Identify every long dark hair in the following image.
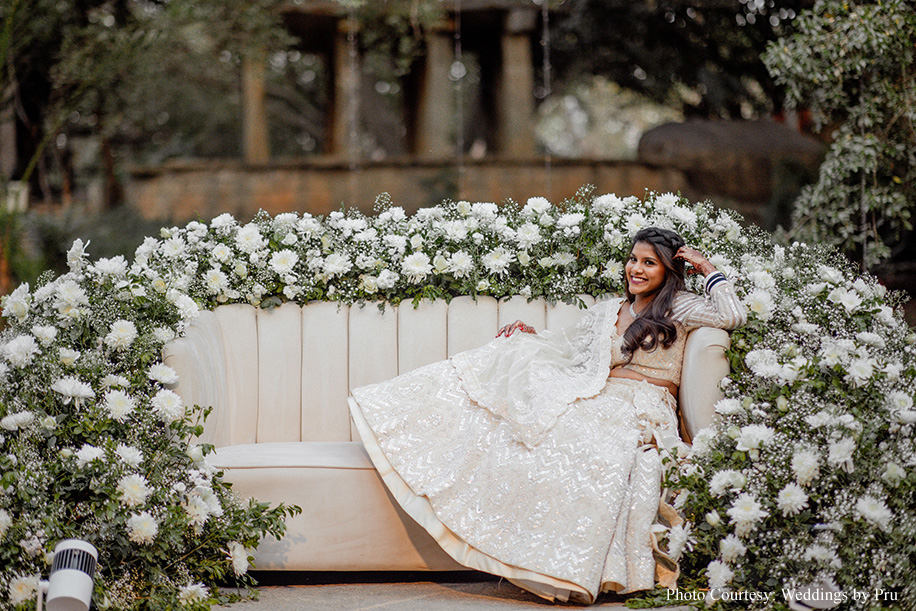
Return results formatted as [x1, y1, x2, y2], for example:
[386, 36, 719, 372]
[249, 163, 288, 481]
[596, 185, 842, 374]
[622, 227, 686, 356]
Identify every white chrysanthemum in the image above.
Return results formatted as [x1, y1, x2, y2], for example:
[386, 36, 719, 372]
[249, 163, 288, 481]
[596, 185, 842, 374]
[855, 496, 893, 531]
[148, 363, 179, 385]
[323, 253, 353, 277]
[592, 193, 624, 213]
[178, 583, 209, 604]
[55, 279, 89, 307]
[1, 409, 34, 431]
[744, 348, 781, 378]
[211, 212, 237, 230]
[557, 212, 585, 228]
[653, 192, 680, 209]
[855, 331, 885, 349]
[161, 236, 187, 258]
[709, 470, 746, 497]
[377, 269, 399, 290]
[688, 427, 716, 458]
[515, 223, 542, 248]
[666, 523, 693, 561]
[105, 320, 138, 350]
[401, 252, 432, 283]
[791, 448, 820, 486]
[2, 334, 39, 367]
[668, 205, 698, 229]
[776, 482, 809, 516]
[235, 224, 266, 253]
[203, 268, 229, 295]
[719, 534, 746, 563]
[117, 474, 152, 507]
[827, 437, 856, 473]
[803, 544, 842, 568]
[481, 247, 515, 275]
[269, 249, 299, 275]
[184, 495, 212, 528]
[227, 541, 251, 576]
[1, 282, 31, 321]
[625, 212, 649, 236]
[383, 234, 408, 255]
[31, 324, 58, 345]
[100, 374, 130, 389]
[886, 390, 913, 412]
[103, 390, 136, 423]
[127, 511, 159, 544]
[735, 424, 775, 452]
[744, 289, 775, 321]
[91, 255, 128, 277]
[75, 444, 105, 468]
[845, 357, 875, 387]
[151, 389, 184, 422]
[522, 196, 551, 216]
[553, 252, 577, 267]
[59, 347, 80, 367]
[51, 377, 95, 405]
[706, 560, 734, 590]
[8, 575, 39, 605]
[116, 444, 144, 468]
[727, 493, 768, 536]
[714, 398, 743, 415]
[470, 202, 498, 219]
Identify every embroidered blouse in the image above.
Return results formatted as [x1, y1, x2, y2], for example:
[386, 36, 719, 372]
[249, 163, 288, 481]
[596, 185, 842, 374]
[614, 272, 746, 386]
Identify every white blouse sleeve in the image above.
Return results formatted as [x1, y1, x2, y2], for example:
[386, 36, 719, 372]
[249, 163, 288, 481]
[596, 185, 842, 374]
[670, 272, 747, 330]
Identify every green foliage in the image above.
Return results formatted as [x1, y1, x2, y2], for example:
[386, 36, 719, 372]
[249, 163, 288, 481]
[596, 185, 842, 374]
[0, 239, 299, 609]
[764, 0, 916, 268]
[553, 0, 809, 118]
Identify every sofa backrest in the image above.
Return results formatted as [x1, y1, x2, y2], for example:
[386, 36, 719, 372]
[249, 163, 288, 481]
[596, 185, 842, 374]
[163, 296, 729, 447]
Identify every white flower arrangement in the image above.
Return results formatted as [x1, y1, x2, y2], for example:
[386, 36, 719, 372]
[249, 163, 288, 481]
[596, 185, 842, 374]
[1, 186, 913, 609]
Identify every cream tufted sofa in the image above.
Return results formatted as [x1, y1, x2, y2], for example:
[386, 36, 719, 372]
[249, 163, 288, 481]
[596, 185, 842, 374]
[162, 296, 729, 571]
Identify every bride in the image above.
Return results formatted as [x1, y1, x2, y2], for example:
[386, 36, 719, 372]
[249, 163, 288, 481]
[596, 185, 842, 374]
[348, 227, 746, 604]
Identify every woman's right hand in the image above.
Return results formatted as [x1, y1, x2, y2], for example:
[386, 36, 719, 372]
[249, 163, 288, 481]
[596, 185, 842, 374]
[496, 320, 535, 337]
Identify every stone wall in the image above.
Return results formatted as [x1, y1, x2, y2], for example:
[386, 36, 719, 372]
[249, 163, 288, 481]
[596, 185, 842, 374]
[127, 158, 689, 223]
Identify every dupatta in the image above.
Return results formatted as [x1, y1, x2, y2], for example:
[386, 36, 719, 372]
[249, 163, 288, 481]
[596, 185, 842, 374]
[451, 298, 622, 448]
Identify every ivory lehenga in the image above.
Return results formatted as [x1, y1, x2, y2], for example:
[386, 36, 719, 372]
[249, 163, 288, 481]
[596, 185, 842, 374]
[348, 277, 746, 604]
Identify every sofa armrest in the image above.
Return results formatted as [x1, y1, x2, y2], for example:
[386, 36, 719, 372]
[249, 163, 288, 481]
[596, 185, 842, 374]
[162, 310, 230, 447]
[679, 327, 730, 441]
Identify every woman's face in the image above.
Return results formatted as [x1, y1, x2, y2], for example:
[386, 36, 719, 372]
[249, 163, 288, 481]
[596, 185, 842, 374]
[625, 241, 666, 298]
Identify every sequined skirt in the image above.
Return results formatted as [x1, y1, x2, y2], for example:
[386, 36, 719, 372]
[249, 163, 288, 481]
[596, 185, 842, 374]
[348, 359, 681, 604]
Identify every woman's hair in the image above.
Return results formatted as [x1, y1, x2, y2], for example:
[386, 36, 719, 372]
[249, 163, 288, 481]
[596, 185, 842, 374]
[622, 227, 686, 356]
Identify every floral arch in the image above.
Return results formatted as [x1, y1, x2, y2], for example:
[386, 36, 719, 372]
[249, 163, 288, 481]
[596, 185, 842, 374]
[1, 187, 913, 609]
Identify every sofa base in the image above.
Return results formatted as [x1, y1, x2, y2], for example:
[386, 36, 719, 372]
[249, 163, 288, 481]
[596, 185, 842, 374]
[211, 441, 466, 571]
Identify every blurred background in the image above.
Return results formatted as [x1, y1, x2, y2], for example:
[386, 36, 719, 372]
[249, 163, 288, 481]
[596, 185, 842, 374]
[0, 0, 912, 320]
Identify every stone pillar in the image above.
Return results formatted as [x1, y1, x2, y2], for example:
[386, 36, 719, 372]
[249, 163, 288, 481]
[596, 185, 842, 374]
[496, 9, 536, 158]
[412, 30, 454, 159]
[0, 99, 15, 180]
[330, 20, 361, 159]
[242, 55, 270, 164]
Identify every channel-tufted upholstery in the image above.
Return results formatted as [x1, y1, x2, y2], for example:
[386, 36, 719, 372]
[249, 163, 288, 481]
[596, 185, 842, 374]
[163, 296, 729, 571]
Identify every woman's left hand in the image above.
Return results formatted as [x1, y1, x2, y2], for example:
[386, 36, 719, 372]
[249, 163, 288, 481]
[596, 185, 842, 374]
[674, 246, 716, 276]
[497, 320, 536, 337]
